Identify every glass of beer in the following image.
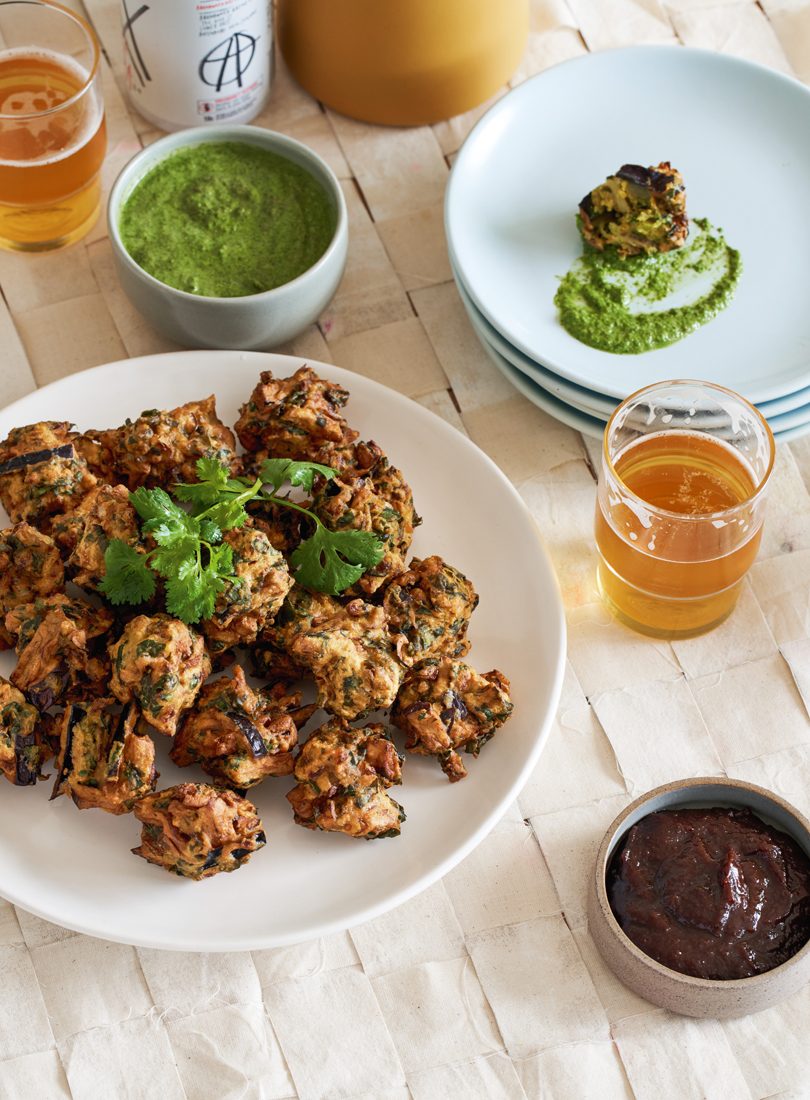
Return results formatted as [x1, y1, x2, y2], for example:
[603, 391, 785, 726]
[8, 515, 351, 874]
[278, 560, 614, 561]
[0, 0, 107, 251]
[595, 380, 775, 639]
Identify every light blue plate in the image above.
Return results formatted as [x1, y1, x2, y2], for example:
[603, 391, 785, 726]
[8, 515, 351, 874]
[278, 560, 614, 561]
[446, 46, 810, 405]
[451, 257, 810, 421]
[463, 291, 810, 445]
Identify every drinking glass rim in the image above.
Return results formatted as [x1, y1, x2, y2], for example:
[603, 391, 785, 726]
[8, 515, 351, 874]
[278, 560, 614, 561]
[0, 0, 101, 121]
[601, 378, 777, 522]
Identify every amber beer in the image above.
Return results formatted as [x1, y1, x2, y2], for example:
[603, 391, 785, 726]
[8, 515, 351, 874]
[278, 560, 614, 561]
[0, 2, 107, 251]
[595, 382, 775, 639]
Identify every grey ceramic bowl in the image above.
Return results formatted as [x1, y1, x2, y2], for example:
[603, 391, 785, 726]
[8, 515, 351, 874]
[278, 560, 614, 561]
[107, 125, 348, 349]
[589, 777, 810, 1018]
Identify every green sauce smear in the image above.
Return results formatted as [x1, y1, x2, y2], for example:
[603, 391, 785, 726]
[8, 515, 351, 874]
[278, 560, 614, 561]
[119, 142, 336, 298]
[554, 218, 741, 354]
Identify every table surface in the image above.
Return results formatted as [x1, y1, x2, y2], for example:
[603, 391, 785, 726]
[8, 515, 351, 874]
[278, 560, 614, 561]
[3, 2, 810, 1099]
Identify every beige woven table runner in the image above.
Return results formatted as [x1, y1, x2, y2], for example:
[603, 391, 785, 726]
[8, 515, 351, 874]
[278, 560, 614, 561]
[3, 2, 810, 1098]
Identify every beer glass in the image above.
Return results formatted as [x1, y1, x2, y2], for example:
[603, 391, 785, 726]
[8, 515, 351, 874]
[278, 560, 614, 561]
[595, 380, 775, 639]
[0, 0, 107, 251]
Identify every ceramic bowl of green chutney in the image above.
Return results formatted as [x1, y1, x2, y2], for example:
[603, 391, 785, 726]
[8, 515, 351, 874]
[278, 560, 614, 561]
[108, 125, 348, 350]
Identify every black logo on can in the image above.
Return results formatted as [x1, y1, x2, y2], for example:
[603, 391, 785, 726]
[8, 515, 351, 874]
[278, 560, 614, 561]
[199, 33, 258, 92]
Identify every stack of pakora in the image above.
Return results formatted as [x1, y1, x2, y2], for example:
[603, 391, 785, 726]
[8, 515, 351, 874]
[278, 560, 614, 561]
[0, 365, 515, 879]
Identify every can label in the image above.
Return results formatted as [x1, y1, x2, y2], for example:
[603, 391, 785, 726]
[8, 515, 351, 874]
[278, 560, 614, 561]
[122, 0, 271, 130]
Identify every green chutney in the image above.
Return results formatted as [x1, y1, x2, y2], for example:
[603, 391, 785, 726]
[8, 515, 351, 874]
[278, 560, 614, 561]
[554, 218, 741, 354]
[119, 142, 336, 297]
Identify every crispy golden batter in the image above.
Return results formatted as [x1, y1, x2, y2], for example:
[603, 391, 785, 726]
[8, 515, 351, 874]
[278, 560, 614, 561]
[105, 396, 236, 490]
[71, 427, 119, 483]
[172, 664, 315, 788]
[246, 501, 306, 557]
[253, 585, 342, 682]
[133, 782, 266, 878]
[0, 421, 97, 531]
[6, 595, 113, 710]
[391, 657, 513, 782]
[0, 524, 64, 649]
[0, 677, 47, 785]
[51, 700, 157, 813]
[287, 718, 405, 839]
[383, 556, 478, 666]
[287, 598, 403, 720]
[579, 162, 688, 257]
[311, 440, 418, 595]
[201, 523, 293, 653]
[52, 483, 142, 592]
[235, 366, 358, 463]
[109, 614, 211, 737]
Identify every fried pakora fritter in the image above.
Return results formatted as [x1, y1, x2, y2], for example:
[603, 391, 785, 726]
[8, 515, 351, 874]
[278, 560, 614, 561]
[51, 700, 157, 813]
[104, 396, 236, 490]
[246, 500, 306, 557]
[253, 585, 342, 682]
[287, 598, 403, 720]
[0, 524, 64, 649]
[287, 718, 405, 839]
[52, 483, 142, 592]
[6, 595, 113, 710]
[383, 556, 478, 666]
[311, 440, 418, 595]
[391, 657, 513, 782]
[579, 162, 688, 257]
[133, 782, 266, 878]
[235, 366, 358, 465]
[0, 677, 47, 785]
[172, 664, 315, 788]
[0, 422, 97, 532]
[201, 523, 293, 653]
[109, 614, 211, 737]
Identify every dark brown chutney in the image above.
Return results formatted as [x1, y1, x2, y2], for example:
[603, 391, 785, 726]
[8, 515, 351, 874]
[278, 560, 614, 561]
[608, 807, 810, 981]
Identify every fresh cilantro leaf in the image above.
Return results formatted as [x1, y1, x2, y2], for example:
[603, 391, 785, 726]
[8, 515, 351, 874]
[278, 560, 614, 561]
[161, 541, 235, 624]
[99, 540, 156, 606]
[196, 456, 231, 486]
[290, 526, 384, 593]
[129, 486, 186, 526]
[203, 498, 250, 533]
[148, 540, 196, 580]
[259, 458, 336, 495]
[197, 518, 223, 544]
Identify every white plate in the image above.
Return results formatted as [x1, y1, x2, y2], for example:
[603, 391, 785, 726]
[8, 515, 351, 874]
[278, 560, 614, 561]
[446, 46, 810, 405]
[0, 351, 566, 951]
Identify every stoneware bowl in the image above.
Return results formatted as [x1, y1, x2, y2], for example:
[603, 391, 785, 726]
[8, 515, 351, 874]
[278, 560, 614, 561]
[107, 125, 348, 350]
[589, 777, 810, 1018]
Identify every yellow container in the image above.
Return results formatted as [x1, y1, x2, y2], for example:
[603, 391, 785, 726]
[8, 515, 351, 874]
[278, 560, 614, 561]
[276, 0, 529, 126]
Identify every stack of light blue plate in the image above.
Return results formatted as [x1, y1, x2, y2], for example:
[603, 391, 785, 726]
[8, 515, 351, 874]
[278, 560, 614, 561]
[445, 46, 810, 442]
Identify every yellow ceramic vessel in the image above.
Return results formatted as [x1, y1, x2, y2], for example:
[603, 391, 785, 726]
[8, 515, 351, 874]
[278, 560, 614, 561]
[277, 0, 529, 126]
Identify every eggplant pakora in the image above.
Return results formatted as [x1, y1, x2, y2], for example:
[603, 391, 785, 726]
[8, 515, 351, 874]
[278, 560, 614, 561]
[0, 523, 64, 648]
[133, 782, 266, 878]
[285, 597, 403, 720]
[6, 595, 112, 710]
[578, 162, 688, 257]
[201, 523, 293, 652]
[109, 614, 211, 737]
[51, 700, 157, 813]
[383, 555, 478, 666]
[0, 677, 48, 785]
[172, 664, 315, 788]
[391, 657, 513, 782]
[0, 422, 97, 531]
[52, 483, 141, 592]
[236, 365, 358, 468]
[311, 440, 419, 595]
[0, 364, 516, 880]
[287, 718, 405, 839]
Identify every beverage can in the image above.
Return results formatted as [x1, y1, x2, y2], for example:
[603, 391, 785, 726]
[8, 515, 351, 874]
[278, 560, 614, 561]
[121, 0, 272, 131]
